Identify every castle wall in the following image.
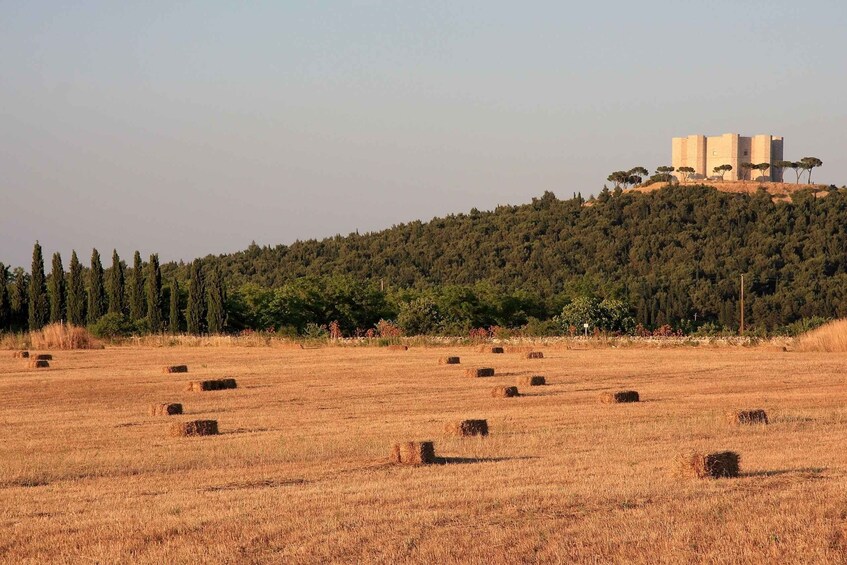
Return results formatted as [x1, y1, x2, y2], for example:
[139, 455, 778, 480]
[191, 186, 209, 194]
[671, 133, 783, 182]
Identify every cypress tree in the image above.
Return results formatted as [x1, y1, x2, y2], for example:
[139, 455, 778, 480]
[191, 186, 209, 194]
[128, 251, 144, 322]
[205, 266, 227, 334]
[67, 251, 86, 326]
[107, 249, 125, 315]
[11, 269, 29, 330]
[169, 278, 181, 334]
[186, 259, 206, 335]
[0, 263, 10, 330]
[145, 253, 162, 333]
[87, 248, 106, 324]
[28, 242, 49, 330]
[48, 252, 66, 323]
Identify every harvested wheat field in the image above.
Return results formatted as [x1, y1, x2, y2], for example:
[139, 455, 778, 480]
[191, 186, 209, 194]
[2, 345, 847, 563]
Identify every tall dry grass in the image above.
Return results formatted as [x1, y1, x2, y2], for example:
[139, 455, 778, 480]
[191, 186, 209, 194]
[0, 322, 101, 350]
[795, 318, 847, 352]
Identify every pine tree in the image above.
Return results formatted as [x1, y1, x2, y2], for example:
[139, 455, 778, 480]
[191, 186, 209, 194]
[145, 253, 162, 333]
[128, 251, 144, 322]
[169, 278, 181, 334]
[28, 242, 49, 330]
[48, 252, 66, 323]
[205, 265, 227, 334]
[107, 249, 125, 315]
[67, 251, 86, 326]
[11, 269, 29, 330]
[186, 259, 206, 335]
[87, 248, 106, 324]
[0, 263, 10, 330]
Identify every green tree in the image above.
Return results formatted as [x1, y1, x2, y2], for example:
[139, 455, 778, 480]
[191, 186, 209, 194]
[205, 265, 227, 334]
[128, 251, 145, 322]
[739, 162, 754, 181]
[677, 166, 695, 182]
[169, 278, 181, 334]
[48, 252, 66, 323]
[712, 164, 732, 180]
[397, 297, 441, 335]
[28, 241, 49, 330]
[0, 263, 10, 330]
[800, 157, 823, 183]
[186, 259, 206, 335]
[774, 160, 793, 183]
[87, 248, 106, 324]
[756, 162, 770, 181]
[145, 253, 162, 333]
[11, 269, 29, 330]
[107, 249, 125, 315]
[67, 251, 86, 326]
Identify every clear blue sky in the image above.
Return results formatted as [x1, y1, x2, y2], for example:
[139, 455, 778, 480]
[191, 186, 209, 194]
[2, 1, 845, 269]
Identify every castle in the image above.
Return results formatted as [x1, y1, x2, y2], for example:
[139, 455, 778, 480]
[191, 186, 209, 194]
[671, 133, 783, 182]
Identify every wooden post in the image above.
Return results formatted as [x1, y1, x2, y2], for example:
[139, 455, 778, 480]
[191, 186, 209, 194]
[740, 274, 744, 336]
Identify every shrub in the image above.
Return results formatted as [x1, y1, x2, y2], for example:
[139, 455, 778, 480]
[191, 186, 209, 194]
[89, 313, 136, 338]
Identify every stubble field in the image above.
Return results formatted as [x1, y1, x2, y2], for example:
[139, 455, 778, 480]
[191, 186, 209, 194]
[2, 344, 847, 564]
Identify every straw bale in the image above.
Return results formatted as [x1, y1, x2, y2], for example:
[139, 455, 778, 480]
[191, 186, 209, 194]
[12, 351, 29, 358]
[524, 351, 544, 359]
[27, 359, 49, 368]
[444, 419, 489, 437]
[465, 367, 495, 378]
[390, 441, 436, 465]
[149, 403, 183, 416]
[517, 375, 546, 386]
[439, 356, 461, 365]
[478, 346, 504, 353]
[491, 386, 519, 398]
[163, 365, 188, 374]
[34, 354, 53, 361]
[187, 379, 237, 392]
[676, 451, 740, 479]
[170, 420, 218, 437]
[725, 409, 768, 425]
[599, 390, 639, 403]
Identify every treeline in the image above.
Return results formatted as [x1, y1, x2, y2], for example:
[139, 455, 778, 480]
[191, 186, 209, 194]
[3, 184, 847, 337]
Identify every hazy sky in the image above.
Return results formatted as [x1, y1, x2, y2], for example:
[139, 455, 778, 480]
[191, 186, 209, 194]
[2, 1, 845, 269]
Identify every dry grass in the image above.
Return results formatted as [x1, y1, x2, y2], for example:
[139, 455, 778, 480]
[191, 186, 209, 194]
[796, 319, 847, 352]
[2, 346, 847, 562]
[31, 322, 100, 350]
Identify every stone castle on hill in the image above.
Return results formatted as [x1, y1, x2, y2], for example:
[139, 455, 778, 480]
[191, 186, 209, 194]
[672, 133, 783, 182]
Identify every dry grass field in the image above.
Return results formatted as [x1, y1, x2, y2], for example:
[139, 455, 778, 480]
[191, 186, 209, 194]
[3, 344, 847, 563]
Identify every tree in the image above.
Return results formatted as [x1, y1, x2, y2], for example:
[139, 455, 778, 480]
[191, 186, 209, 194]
[187, 259, 206, 335]
[87, 248, 106, 324]
[755, 162, 770, 181]
[28, 241, 49, 330]
[48, 252, 66, 323]
[206, 265, 227, 334]
[67, 251, 86, 326]
[627, 167, 648, 187]
[677, 166, 695, 182]
[0, 263, 10, 330]
[712, 164, 732, 180]
[397, 297, 442, 335]
[606, 171, 628, 189]
[739, 162, 754, 181]
[107, 249, 125, 315]
[800, 157, 823, 184]
[11, 269, 29, 330]
[145, 253, 162, 333]
[128, 251, 145, 322]
[169, 278, 181, 334]
[774, 160, 793, 183]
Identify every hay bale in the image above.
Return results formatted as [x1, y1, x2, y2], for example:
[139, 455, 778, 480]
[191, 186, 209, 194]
[517, 375, 546, 386]
[465, 367, 495, 378]
[477, 346, 504, 354]
[149, 403, 183, 416]
[439, 356, 461, 365]
[491, 386, 519, 398]
[34, 354, 53, 361]
[27, 359, 49, 369]
[12, 351, 29, 358]
[163, 365, 188, 374]
[599, 390, 639, 403]
[725, 409, 768, 425]
[444, 419, 489, 437]
[386, 345, 408, 351]
[389, 441, 436, 465]
[524, 351, 544, 359]
[186, 379, 237, 392]
[676, 451, 740, 479]
[170, 420, 218, 437]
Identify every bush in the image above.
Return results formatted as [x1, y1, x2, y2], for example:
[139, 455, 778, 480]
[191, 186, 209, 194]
[89, 313, 136, 338]
[555, 297, 635, 334]
[397, 298, 442, 335]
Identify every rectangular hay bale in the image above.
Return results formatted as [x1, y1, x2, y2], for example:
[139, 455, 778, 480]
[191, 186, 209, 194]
[34, 354, 53, 360]
[465, 367, 495, 378]
[390, 441, 436, 465]
[599, 390, 639, 403]
[517, 375, 546, 386]
[491, 385, 519, 398]
[524, 351, 544, 359]
[149, 403, 183, 416]
[163, 365, 188, 374]
[439, 356, 461, 365]
[444, 419, 489, 437]
[725, 409, 768, 425]
[27, 359, 49, 368]
[186, 378, 238, 392]
[13, 351, 30, 358]
[676, 451, 740, 479]
[170, 420, 218, 437]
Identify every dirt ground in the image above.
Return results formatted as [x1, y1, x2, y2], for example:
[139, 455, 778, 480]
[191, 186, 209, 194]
[2, 345, 847, 564]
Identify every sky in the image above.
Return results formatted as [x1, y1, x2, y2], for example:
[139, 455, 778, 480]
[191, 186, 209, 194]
[2, 1, 846, 269]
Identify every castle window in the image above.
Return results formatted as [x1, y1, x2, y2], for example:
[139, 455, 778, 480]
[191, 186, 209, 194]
[743, 150, 748, 156]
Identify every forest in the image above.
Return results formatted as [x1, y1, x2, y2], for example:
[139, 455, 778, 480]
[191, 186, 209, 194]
[2, 184, 846, 337]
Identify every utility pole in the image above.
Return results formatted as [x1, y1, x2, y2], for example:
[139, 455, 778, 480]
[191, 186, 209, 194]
[740, 274, 744, 336]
